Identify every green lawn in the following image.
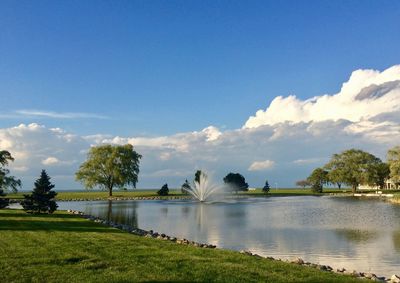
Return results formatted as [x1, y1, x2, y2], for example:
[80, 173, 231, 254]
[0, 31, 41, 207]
[6, 188, 352, 201]
[0, 209, 359, 283]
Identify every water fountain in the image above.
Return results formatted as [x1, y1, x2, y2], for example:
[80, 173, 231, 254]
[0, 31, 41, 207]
[185, 171, 224, 202]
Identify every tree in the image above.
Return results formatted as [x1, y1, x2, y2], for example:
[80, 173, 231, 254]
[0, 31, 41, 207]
[194, 170, 202, 184]
[307, 168, 328, 193]
[76, 144, 142, 196]
[388, 146, 400, 188]
[21, 170, 57, 214]
[262, 180, 270, 193]
[223, 173, 249, 193]
[364, 162, 390, 190]
[157, 183, 169, 196]
[324, 149, 384, 193]
[0, 150, 21, 209]
[181, 179, 191, 194]
[295, 179, 311, 189]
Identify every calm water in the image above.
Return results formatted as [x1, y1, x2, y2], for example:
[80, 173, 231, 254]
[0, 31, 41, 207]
[59, 196, 400, 277]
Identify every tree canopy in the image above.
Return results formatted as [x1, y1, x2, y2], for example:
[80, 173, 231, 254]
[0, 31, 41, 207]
[181, 179, 191, 194]
[157, 183, 169, 196]
[388, 146, 400, 187]
[76, 144, 142, 196]
[0, 150, 21, 209]
[307, 168, 328, 193]
[324, 149, 386, 193]
[223, 173, 249, 193]
[21, 170, 57, 214]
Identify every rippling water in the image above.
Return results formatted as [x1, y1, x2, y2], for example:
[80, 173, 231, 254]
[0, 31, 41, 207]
[58, 196, 400, 277]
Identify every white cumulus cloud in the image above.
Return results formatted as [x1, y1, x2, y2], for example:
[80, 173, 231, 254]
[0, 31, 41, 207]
[244, 65, 400, 128]
[42, 157, 60, 165]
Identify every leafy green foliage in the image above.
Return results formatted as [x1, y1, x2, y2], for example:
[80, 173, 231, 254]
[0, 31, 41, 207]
[21, 170, 57, 214]
[76, 144, 142, 196]
[307, 168, 328, 193]
[262, 180, 270, 193]
[324, 149, 385, 193]
[388, 146, 400, 188]
[157, 183, 169, 196]
[181, 179, 191, 194]
[0, 150, 21, 208]
[223, 173, 249, 193]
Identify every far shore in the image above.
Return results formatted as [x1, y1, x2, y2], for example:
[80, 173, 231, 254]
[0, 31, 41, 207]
[6, 188, 400, 202]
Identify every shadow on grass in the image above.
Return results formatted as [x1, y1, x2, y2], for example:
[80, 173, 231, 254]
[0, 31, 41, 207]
[0, 212, 80, 219]
[0, 219, 123, 233]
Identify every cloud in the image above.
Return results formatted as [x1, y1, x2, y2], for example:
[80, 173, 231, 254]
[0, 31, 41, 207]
[248, 160, 275, 171]
[8, 110, 109, 119]
[244, 65, 400, 128]
[1, 65, 400, 189]
[42, 157, 60, 165]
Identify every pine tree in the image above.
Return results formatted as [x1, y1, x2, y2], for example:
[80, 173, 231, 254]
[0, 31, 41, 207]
[262, 180, 270, 193]
[181, 179, 191, 194]
[0, 189, 9, 209]
[157, 183, 169, 196]
[21, 170, 58, 214]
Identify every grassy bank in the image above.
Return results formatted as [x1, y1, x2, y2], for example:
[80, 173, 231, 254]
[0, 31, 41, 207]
[6, 188, 352, 201]
[0, 209, 358, 283]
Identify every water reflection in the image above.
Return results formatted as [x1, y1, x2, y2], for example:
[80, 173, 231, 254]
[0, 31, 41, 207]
[58, 196, 400, 277]
[335, 229, 380, 243]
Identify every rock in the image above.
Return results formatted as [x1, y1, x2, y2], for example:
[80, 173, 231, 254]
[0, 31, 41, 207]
[290, 257, 304, 265]
[364, 273, 376, 279]
[239, 250, 252, 256]
[391, 275, 400, 283]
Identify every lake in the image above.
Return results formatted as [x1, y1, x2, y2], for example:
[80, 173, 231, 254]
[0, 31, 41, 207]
[58, 196, 400, 277]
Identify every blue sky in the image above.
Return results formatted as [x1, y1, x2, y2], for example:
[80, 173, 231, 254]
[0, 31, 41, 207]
[1, 1, 400, 189]
[1, 0, 399, 135]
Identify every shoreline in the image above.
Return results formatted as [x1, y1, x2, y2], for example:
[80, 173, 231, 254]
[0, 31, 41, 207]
[67, 208, 399, 282]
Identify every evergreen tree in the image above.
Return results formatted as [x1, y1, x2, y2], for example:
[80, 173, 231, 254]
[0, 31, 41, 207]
[21, 170, 58, 214]
[157, 183, 169, 196]
[181, 179, 191, 194]
[262, 180, 270, 193]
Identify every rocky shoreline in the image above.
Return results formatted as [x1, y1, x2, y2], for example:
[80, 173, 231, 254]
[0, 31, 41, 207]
[67, 209, 400, 282]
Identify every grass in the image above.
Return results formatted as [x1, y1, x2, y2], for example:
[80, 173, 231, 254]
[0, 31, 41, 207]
[6, 188, 353, 201]
[0, 209, 359, 283]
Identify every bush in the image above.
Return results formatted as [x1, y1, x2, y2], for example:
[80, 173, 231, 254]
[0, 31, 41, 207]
[157, 183, 169, 196]
[21, 170, 58, 214]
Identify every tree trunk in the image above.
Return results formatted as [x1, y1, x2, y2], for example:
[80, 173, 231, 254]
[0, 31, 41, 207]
[108, 186, 113, 197]
[352, 184, 357, 193]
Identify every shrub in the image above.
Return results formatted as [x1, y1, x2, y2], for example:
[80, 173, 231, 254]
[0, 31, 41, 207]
[157, 183, 169, 196]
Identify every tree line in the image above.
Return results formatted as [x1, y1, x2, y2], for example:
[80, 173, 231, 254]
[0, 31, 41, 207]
[298, 147, 400, 193]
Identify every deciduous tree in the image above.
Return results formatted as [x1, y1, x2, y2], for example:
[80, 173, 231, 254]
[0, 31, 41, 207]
[307, 168, 328, 193]
[223, 173, 249, 193]
[388, 146, 400, 188]
[76, 144, 141, 196]
[0, 150, 21, 209]
[324, 149, 384, 193]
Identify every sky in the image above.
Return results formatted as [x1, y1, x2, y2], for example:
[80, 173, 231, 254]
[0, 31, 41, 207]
[0, 0, 400, 190]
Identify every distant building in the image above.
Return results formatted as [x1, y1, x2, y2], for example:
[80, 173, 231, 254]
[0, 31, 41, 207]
[358, 179, 398, 190]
